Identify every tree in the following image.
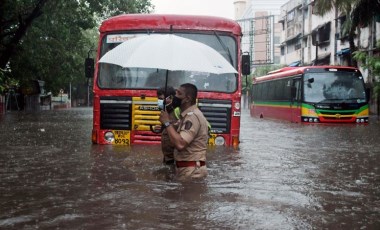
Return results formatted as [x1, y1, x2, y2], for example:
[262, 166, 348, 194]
[86, 0, 153, 20]
[0, 0, 49, 69]
[0, 68, 19, 95]
[353, 40, 380, 114]
[1, 0, 153, 95]
[313, 0, 380, 67]
[9, 1, 98, 94]
[0, 0, 154, 69]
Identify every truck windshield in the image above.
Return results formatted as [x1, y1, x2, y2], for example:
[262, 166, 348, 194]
[303, 71, 366, 103]
[97, 33, 237, 93]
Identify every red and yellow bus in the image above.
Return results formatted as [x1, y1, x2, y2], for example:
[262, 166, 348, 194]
[250, 66, 370, 123]
[86, 14, 250, 146]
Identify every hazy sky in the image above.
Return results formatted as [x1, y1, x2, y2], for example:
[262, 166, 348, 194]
[150, 0, 235, 19]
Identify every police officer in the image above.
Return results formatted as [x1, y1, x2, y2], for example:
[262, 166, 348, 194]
[159, 83, 209, 180]
[155, 86, 180, 165]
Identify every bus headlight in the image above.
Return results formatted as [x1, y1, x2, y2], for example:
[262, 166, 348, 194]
[356, 118, 368, 123]
[104, 131, 115, 142]
[214, 136, 225, 146]
[302, 117, 319, 123]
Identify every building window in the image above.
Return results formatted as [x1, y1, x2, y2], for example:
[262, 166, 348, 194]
[338, 15, 348, 40]
[287, 10, 295, 21]
[319, 22, 331, 43]
[274, 36, 280, 44]
[295, 43, 301, 50]
[312, 21, 331, 46]
[288, 44, 295, 53]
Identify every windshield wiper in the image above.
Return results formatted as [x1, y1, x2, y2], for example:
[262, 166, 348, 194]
[214, 31, 233, 65]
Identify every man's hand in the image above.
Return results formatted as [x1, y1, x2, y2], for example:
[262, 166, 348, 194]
[159, 110, 170, 124]
[159, 110, 188, 151]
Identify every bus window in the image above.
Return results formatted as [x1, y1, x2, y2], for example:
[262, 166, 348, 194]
[99, 66, 152, 89]
[292, 78, 301, 102]
[97, 32, 237, 92]
[304, 72, 366, 103]
[98, 64, 130, 88]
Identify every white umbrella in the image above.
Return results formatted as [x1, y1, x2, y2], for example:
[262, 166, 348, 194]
[98, 34, 237, 75]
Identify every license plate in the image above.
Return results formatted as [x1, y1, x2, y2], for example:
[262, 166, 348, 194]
[113, 130, 130, 145]
[207, 134, 217, 146]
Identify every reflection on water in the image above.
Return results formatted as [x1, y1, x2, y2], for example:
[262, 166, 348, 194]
[0, 108, 380, 229]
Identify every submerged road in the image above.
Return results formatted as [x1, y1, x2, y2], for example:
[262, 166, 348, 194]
[0, 108, 379, 229]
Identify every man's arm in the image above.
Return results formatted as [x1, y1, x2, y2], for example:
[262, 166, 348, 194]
[165, 125, 188, 151]
[159, 110, 188, 151]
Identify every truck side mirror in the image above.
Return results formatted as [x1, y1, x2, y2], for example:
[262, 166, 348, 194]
[242, 54, 251, 75]
[85, 58, 94, 78]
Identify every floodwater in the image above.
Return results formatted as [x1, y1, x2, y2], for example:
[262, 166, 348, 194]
[0, 108, 380, 229]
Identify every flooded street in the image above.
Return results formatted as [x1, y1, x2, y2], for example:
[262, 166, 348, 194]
[1, 108, 380, 229]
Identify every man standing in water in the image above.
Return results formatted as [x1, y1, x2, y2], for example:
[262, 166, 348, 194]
[155, 86, 180, 165]
[159, 83, 209, 180]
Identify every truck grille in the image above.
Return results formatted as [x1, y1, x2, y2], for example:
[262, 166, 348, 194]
[100, 97, 132, 130]
[198, 99, 231, 134]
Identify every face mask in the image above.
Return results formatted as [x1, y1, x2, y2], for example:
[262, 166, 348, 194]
[157, 99, 164, 110]
[171, 96, 182, 108]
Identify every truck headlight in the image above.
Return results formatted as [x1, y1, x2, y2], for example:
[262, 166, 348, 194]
[104, 131, 115, 143]
[215, 136, 225, 146]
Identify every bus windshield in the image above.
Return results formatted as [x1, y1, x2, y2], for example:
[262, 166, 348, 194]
[97, 33, 237, 93]
[303, 71, 366, 103]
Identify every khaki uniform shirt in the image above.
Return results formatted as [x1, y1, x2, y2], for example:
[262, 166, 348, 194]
[174, 105, 208, 162]
[161, 110, 179, 162]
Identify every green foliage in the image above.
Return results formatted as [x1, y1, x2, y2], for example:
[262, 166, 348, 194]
[313, 0, 354, 17]
[314, 0, 380, 38]
[1, 0, 153, 96]
[0, 69, 6, 94]
[353, 40, 380, 97]
[0, 68, 19, 95]
[241, 75, 252, 93]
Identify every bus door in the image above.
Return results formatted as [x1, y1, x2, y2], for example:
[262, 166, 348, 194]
[290, 77, 302, 122]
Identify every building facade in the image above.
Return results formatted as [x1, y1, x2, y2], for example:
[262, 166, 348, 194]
[234, 0, 288, 66]
[279, 0, 380, 68]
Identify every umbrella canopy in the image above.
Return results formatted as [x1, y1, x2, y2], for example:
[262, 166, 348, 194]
[98, 34, 237, 74]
